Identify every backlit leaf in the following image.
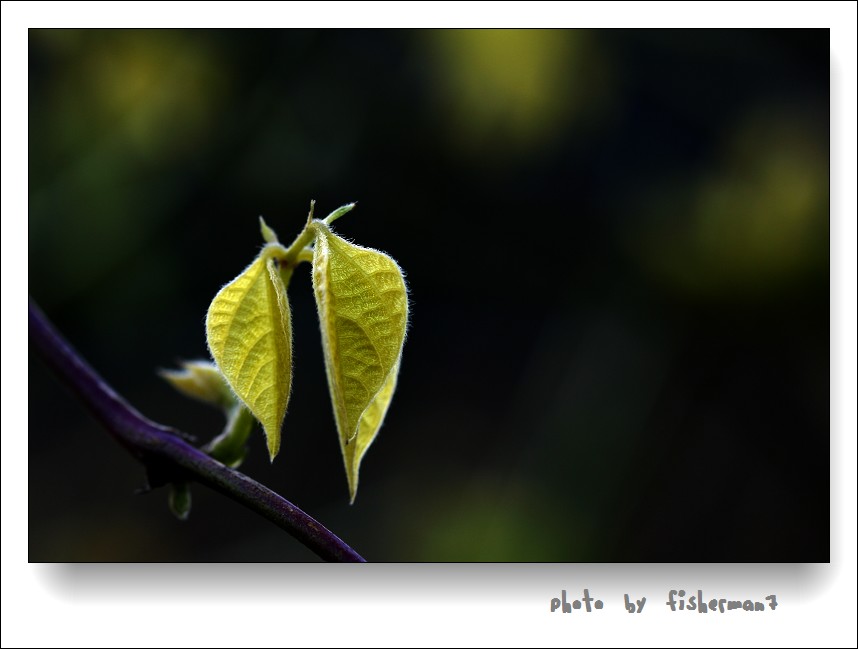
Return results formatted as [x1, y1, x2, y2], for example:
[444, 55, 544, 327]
[206, 248, 292, 460]
[312, 223, 407, 502]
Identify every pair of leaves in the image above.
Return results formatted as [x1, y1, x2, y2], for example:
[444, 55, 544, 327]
[204, 212, 407, 502]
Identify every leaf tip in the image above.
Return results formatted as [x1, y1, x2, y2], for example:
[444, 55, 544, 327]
[323, 202, 357, 225]
[264, 424, 281, 462]
[259, 216, 279, 243]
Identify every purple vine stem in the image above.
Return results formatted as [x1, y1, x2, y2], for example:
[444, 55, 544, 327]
[28, 297, 365, 562]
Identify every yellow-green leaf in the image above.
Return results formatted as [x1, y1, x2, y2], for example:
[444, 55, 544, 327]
[312, 223, 408, 502]
[158, 360, 235, 410]
[206, 248, 292, 460]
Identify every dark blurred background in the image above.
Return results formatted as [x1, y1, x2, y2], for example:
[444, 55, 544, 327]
[29, 29, 829, 562]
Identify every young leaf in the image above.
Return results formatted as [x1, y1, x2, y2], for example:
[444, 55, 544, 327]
[206, 248, 292, 460]
[312, 223, 408, 502]
[159, 360, 235, 410]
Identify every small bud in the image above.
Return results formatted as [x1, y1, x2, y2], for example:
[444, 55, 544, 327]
[168, 481, 192, 521]
[159, 360, 235, 409]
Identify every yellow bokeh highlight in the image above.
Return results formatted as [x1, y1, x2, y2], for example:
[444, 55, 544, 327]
[425, 30, 609, 157]
[635, 110, 827, 297]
